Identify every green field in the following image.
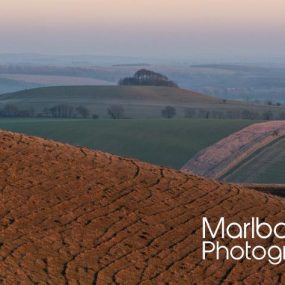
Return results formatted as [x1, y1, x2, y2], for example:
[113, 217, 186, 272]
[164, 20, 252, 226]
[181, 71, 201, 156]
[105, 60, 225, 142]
[0, 85, 220, 104]
[2, 85, 282, 119]
[224, 137, 285, 184]
[0, 86, 220, 119]
[0, 118, 255, 169]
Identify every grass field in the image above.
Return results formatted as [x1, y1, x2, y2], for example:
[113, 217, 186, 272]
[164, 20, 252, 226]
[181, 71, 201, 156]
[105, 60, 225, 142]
[0, 85, 220, 103]
[2, 85, 282, 119]
[0, 118, 255, 169]
[224, 137, 285, 184]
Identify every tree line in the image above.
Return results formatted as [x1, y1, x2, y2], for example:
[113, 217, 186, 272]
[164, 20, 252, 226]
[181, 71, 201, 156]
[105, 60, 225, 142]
[0, 104, 125, 119]
[0, 104, 94, 119]
[180, 107, 285, 120]
[0, 103, 285, 120]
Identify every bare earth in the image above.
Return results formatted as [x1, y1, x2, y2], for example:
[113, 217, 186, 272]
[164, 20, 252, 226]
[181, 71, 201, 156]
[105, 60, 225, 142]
[1, 131, 285, 284]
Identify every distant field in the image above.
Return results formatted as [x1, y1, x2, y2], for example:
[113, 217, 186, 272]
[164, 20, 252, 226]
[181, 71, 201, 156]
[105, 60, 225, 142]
[0, 73, 114, 86]
[0, 118, 255, 169]
[1, 63, 285, 102]
[0, 78, 40, 94]
[224, 137, 285, 184]
[1, 85, 283, 119]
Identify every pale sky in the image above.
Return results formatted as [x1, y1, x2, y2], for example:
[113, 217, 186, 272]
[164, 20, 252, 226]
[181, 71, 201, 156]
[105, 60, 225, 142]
[1, 0, 285, 61]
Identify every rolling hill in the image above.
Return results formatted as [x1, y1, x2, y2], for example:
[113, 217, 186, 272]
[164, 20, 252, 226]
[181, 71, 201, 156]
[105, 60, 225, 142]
[0, 73, 114, 87]
[0, 85, 220, 104]
[224, 136, 285, 183]
[0, 78, 40, 94]
[0, 85, 284, 119]
[1, 131, 285, 284]
[1, 62, 285, 103]
[182, 121, 285, 184]
[0, 118, 255, 169]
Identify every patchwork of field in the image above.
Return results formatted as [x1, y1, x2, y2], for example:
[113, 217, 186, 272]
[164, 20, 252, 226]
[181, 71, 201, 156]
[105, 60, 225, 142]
[182, 121, 285, 184]
[1, 85, 283, 119]
[0, 73, 114, 86]
[0, 118, 254, 169]
[1, 131, 285, 284]
[1, 62, 285, 102]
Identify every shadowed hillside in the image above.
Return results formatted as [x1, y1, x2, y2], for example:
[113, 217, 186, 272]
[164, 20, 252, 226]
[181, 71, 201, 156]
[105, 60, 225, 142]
[1, 85, 285, 119]
[224, 137, 285, 184]
[0, 86, 220, 119]
[182, 121, 285, 184]
[1, 131, 285, 284]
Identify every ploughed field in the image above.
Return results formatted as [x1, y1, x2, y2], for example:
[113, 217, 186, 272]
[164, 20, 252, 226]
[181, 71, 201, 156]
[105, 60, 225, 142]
[1, 131, 285, 284]
[0, 118, 254, 169]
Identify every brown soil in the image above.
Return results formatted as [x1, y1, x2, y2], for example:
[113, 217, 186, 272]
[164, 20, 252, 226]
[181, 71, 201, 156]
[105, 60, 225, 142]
[1, 131, 285, 284]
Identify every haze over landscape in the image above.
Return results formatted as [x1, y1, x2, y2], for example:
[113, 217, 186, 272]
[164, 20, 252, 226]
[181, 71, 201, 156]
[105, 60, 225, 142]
[1, 1, 285, 284]
[1, 0, 285, 63]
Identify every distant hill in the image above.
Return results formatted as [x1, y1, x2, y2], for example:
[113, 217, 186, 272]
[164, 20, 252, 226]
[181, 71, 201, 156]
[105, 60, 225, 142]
[0, 78, 40, 94]
[1, 85, 285, 119]
[0, 85, 220, 105]
[0, 85, 222, 119]
[1, 63, 285, 103]
[0, 73, 114, 87]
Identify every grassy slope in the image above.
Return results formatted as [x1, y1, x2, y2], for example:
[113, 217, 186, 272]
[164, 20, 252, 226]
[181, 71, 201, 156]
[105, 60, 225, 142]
[0, 118, 254, 169]
[0, 85, 271, 119]
[224, 137, 285, 184]
[0, 86, 220, 103]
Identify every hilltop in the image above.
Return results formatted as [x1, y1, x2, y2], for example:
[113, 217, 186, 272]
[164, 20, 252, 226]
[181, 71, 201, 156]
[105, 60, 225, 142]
[1, 85, 284, 119]
[0, 85, 217, 104]
[0, 85, 222, 119]
[1, 131, 285, 284]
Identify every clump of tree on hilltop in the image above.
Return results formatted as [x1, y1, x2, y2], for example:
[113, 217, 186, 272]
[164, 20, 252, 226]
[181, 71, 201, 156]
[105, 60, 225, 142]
[119, 69, 178, 88]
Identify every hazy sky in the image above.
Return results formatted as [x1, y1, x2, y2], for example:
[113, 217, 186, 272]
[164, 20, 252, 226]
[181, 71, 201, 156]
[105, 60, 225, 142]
[1, 0, 285, 62]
